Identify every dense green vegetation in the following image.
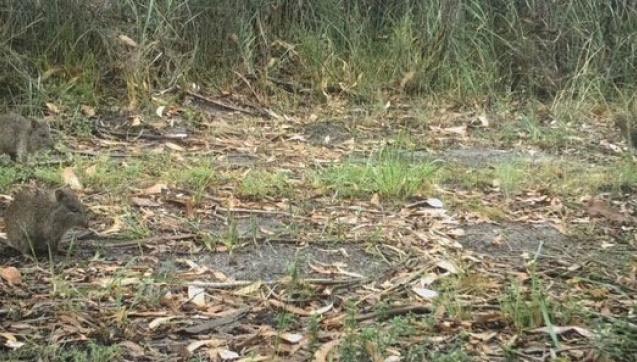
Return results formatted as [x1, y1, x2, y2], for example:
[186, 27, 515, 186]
[1, 0, 635, 112]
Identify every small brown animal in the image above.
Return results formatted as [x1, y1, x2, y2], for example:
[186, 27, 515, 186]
[0, 112, 53, 162]
[615, 114, 637, 149]
[4, 187, 89, 257]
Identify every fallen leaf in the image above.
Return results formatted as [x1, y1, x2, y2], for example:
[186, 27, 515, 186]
[218, 349, 240, 360]
[586, 198, 632, 224]
[85, 164, 97, 177]
[436, 260, 459, 274]
[118, 341, 146, 358]
[81, 105, 96, 117]
[45, 102, 61, 114]
[425, 198, 444, 208]
[131, 197, 160, 207]
[531, 325, 595, 339]
[62, 167, 83, 190]
[186, 338, 224, 353]
[279, 332, 304, 344]
[237, 357, 269, 362]
[131, 115, 143, 127]
[314, 339, 340, 362]
[100, 216, 123, 235]
[236, 282, 262, 296]
[412, 287, 438, 300]
[440, 125, 467, 136]
[165, 142, 184, 151]
[188, 285, 206, 307]
[0, 333, 24, 350]
[144, 183, 167, 195]
[310, 302, 334, 316]
[148, 316, 176, 330]
[0, 267, 22, 285]
[155, 106, 166, 117]
[118, 34, 138, 47]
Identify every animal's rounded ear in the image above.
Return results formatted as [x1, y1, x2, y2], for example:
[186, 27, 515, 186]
[55, 189, 68, 202]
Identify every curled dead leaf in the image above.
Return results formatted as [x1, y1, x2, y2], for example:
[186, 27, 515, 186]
[62, 167, 83, 190]
[144, 183, 168, 195]
[188, 285, 206, 307]
[0, 267, 22, 285]
[148, 316, 176, 330]
[0, 332, 25, 350]
[186, 338, 224, 353]
[314, 339, 340, 362]
[81, 105, 96, 117]
[279, 332, 304, 344]
[118, 34, 138, 47]
[412, 286, 438, 300]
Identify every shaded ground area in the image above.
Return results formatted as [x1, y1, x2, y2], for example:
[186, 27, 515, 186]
[198, 243, 389, 281]
[459, 222, 567, 257]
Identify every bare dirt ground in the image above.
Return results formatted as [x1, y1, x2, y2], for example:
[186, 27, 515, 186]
[1, 94, 636, 361]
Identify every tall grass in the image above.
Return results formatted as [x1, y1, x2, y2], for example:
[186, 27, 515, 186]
[0, 0, 635, 110]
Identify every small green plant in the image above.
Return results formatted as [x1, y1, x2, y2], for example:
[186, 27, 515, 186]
[0, 163, 61, 191]
[316, 150, 439, 199]
[594, 317, 637, 360]
[493, 161, 526, 198]
[78, 157, 143, 195]
[238, 170, 291, 199]
[175, 164, 216, 204]
[307, 314, 321, 352]
[500, 273, 566, 342]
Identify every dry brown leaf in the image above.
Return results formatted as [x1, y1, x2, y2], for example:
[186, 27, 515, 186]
[0, 267, 22, 285]
[436, 260, 459, 274]
[314, 339, 340, 362]
[144, 183, 168, 195]
[187, 338, 225, 353]
[412, 286, 438, 300]
[236, 357, 269, 362]
[586, 198, 632, 224]
[62, 167, 83, 190]
[217, 349, 240, 361]
[118, 341, 146, 358]
[310, 302, 334, 316]
[45, 102, 61, 114]
[235, 282, 262, 296]
[279, 332, 304, 344]
[148, 316, 176, 330]
[165, 142, 185, 151]
[188, 285, 206, 307]
[0, 332, 24, 350]
[81, 105, 96, 117]
[131, 197, 160, 207]
[531, 325, 595, 339]
[118, 34, 138, 47]
[85, 164, 97, 177]
[99, 216, 124, 235]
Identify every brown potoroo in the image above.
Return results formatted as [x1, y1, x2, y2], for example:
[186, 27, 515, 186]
[0, 112, 53, 162]
[4, 186, 89, 257]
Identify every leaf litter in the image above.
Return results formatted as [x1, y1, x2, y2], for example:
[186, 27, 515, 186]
[0, 94, 636, 360]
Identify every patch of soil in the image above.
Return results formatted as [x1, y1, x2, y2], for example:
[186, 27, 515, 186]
[218, 153, 259, 168]
[348, 148, 552, 168]
[197, 242, 388, 281]
[441, 149, 552, 167]
[304, 121, 351, 146]
[203, 215, 293, 239]
[459, 222, 568, 258]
